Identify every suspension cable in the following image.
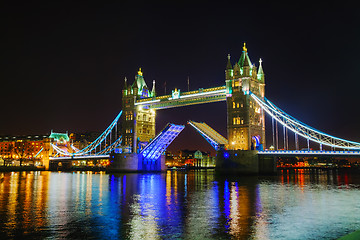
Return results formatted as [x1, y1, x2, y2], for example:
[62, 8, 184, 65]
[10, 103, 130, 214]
[250, 92, 360, 150]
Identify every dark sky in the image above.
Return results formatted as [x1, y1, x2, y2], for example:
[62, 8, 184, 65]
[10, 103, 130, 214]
[2, 1, 360, 153]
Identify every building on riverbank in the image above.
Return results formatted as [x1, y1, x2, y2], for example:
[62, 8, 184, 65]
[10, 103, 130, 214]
[0, 135, 49, 166]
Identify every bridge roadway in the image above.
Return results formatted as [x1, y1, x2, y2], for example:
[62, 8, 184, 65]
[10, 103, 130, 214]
[258, 150, 360, 157]
[50, 150, 360, 161]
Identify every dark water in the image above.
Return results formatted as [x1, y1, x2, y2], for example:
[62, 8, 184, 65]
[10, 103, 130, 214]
[0, 170, 360, 239]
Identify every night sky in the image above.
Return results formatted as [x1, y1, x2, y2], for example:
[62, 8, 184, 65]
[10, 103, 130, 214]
[2, 1, 360, 154]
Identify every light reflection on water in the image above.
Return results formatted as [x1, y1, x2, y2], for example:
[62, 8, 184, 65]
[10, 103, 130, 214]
[0, 170, 360, 239]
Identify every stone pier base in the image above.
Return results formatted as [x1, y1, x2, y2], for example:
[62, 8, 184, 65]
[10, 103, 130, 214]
[107, 153, 166, 172]
[215, 150, 276, 174]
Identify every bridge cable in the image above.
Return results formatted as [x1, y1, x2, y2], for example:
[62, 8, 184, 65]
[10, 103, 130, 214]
[250, 92, 360, 150]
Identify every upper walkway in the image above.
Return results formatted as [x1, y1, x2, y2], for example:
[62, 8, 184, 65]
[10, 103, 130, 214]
[135, 86, 226, 110]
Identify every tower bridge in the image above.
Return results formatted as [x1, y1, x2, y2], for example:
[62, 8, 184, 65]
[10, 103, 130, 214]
[48, 43, 360, 173]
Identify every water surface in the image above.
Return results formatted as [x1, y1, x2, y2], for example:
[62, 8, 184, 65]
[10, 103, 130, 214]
[0, 170, 359, 239]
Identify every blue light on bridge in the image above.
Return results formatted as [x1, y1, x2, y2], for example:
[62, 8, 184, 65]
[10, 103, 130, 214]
[114, 148, 122, 154]
[141, 123, 185, 162]
[223, 152, 230, 159]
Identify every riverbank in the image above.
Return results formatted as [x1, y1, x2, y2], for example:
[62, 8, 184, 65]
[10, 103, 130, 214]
[0, 166, 107, 172]
[338, 229, 360, 240]
[0, 166, 46, 172]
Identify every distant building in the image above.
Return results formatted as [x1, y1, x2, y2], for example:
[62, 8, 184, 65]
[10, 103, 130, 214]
[165, 149, 215, 168]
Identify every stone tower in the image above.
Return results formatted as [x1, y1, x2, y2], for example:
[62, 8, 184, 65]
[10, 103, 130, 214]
[121, 68, 156, 153]
[225, 44, 265, 150]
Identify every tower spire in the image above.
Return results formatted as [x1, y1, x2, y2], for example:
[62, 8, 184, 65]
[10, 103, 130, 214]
[257, 58, 265, 82]
[238, 43, 252, 67]
[151, 80, 156, 97]
[226, 54, 232, 70]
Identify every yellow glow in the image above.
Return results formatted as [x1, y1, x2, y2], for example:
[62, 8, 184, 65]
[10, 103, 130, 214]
[243, 42, 247, 52]
[166, 171, 171, 206]
[138, 67, 143, 76]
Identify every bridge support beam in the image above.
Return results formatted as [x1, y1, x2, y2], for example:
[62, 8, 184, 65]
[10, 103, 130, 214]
[215, 150, 276, 174]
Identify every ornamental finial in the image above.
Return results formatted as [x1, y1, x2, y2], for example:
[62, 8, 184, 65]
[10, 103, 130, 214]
[138, 68, 143, 76]
[243, 42, 247, 52]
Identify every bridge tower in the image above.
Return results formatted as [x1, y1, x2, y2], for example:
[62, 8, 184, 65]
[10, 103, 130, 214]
[225, 44, 266, 150]
[121, 68, 156, 153]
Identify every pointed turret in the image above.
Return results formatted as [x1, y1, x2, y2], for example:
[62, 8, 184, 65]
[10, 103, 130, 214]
[132, 67, 149, 97]
[123, 77, 128, 96]
[238, 42, 252, 68]
[257, 58, 265, 82]
[151, 80, 156, 97]
[225, 54, 233, 80]
[124, 77, 127, 88]
[226, 54, 232, 70]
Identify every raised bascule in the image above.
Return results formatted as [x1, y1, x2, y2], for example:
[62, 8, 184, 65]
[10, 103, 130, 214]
[48, 44, 360, 173]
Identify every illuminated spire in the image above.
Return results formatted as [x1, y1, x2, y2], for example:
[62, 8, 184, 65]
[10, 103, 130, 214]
[226, 54, 232, 70]
[124, 77, 127, 89]
[257, 58, 265, 81]
[151, 80, 156, 97]
[258, 58, 263, 71]
[132, 68, 148, 96]
[238, 43, 252, 67]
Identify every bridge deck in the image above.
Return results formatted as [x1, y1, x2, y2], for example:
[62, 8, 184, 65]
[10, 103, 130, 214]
[141, 123, 185, 160]
[258, 150, 360, 157]
[188, 120, 228, 150]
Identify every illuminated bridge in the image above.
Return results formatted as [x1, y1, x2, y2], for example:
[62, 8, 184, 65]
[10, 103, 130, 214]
[48, 44, 360, 172]
[135, 86, 226, 110]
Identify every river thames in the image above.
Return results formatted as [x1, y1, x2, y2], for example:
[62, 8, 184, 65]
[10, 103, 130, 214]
[0, 170, 359, 239]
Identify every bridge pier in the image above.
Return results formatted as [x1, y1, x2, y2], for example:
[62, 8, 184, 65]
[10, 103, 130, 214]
[215, 150, 276, 174]
[108, 153, 166, 172]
